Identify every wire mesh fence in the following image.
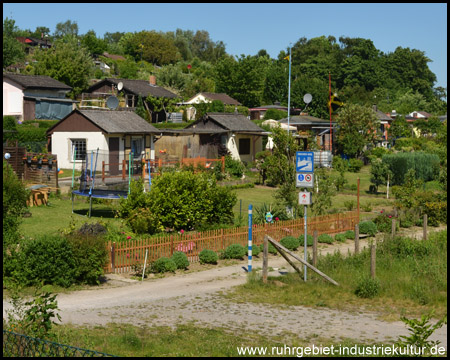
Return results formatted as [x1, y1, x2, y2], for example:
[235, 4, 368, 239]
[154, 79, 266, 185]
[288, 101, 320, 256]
[3, 330, 117, 357]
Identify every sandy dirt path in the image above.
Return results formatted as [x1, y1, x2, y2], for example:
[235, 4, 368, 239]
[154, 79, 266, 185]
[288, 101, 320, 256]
[3, 226, 447, 348]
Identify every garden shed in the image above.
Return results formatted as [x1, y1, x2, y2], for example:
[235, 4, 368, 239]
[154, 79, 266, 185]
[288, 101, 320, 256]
[3, 73, 75, 121]
[46, 109, 159, 171]
[180, 112, 266, 163]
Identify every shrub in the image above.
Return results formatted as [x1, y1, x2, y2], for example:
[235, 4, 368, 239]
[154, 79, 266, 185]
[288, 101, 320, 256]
[318, 234, 334, 244]
[298, 234, 313, 246]
[358, 221, 378, 236]
[382, 152, 440, 185]
[361, 202, 372, 212]
[222, 244, 246, 259]
[335, 233, 347, 243]
[117, 178, 150, 220]
[400, 219, 414, 228]
[280, 236, 300, 251]
[3, 161, 29, 244]
[127, 208, 162, 235]
[224, 155, 245, 178]
[13, 235, 78, 288]
[152, 257, 177, 273]
[344, 200, 355, 211]
[67, 233, 108, 285]
[263, 109, 288, 120]
[348, 158, 364, 172]
[147, 171, 236, 231]
[199, 249, 218, 264]
[344, 230, 355, 239]
[355, 276, 380, 298]
[246, 244, 261, 257]
[78, 222, 107, 236]
[171, 251, 189, 270]
[373, 214, 394, 233]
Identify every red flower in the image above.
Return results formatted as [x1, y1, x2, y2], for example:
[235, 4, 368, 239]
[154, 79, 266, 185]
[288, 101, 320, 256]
[180, 229, 184, 234]
[127, 236, 131, 239]
[275, 217, 279, 221]
[380, 210, 383, 213]
[388, 215, 392, 218]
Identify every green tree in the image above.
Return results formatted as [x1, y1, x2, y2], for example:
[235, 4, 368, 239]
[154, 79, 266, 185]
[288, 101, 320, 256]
[262, 59, 288, 105]
[310, 168, 336, 216]
[124, 31, 179, 66]
[388, 115, 411, 139]
[81, 30, 107, 56]
[53, 19, 79, 38]
[335, 104, 380, 158]
[370, 159, 392, 193]
[3, 17, 25, 68]
[31, 36, 93, 98]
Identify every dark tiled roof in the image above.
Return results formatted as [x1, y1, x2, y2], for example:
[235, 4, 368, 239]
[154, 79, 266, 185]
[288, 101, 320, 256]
[249, 104, 288, 111]
[374, 109, 392, 121]
[189, 113, 265, 133]
[102, 52, 126, 61]
[88, 78, 178, 99]
[195, 92, 241, 105]
[78, 109, 159, 134]
[3, 73, 71, 90]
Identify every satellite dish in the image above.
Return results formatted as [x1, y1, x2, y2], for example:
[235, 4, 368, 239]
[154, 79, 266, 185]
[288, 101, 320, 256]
[303, 93, 312, 104]
[106, 96, 119, 110]
[117, 82, 123, 91]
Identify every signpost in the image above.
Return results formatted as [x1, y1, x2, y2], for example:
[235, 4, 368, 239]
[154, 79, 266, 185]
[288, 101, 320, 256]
[296, 152, 314, 282]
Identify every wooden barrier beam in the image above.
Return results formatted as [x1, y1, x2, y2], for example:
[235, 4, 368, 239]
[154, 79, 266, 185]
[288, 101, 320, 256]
[266, 235, 339, 286]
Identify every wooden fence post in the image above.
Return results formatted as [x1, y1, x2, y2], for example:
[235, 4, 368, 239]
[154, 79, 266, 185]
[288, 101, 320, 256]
[370, 243, 376, 279]
[423, 214, 427, 241]
[391, 218, 396, 238]
[102, 161, 105, 183]
[122, 159, 126, 180]
[313, 230, 318, 267]
[355, 224, 359, 254]
[262, 235, 268, 283]
[221, 156, 225, 173]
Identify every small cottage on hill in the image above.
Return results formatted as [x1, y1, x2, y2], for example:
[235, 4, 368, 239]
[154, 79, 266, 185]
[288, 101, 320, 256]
[3, 73, 75, 121]
[46, 109, 159, 172]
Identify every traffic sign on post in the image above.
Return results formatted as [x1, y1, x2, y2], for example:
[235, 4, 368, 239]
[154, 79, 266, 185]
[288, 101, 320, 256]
[296, 173, 314, 188]
[296, 151, 314, 173]
[299, 191, 311, 205]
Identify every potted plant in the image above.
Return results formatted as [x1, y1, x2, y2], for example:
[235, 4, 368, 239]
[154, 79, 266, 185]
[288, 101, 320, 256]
[26, 154, 32, 164]
[47, 155, 54, 166]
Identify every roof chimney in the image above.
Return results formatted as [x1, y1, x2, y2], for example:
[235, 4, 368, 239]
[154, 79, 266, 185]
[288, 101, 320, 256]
[149, 75, 156, 86]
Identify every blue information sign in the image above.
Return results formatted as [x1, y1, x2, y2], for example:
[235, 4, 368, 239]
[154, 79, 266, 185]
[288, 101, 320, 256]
[296, 152, 314, 173]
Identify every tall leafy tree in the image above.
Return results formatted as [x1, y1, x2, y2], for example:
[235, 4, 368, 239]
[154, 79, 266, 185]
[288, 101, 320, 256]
[53, 20, 79, 38]
[335, 103, 380, 157]
[81, 30, 107, 56]
[3, 17, 25, 68]
[215, 54, 270, 107]
[31, 35, 93, 98]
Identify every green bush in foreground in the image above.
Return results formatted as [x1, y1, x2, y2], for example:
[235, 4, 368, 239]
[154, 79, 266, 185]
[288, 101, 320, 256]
[298, 234, 313, 246]
[358, 221, 378, 236]
[344, 230, 355, 239]
[354, 275, 380, 298]
[335, 233, 347, 243]
[318, 234, 334, 244]
[171, 251, 189, 270]
[280, 236, 300, 251]
[222, 244, 246, 259]
[152, 257, 177, 273]
[199, 249, 218, 265]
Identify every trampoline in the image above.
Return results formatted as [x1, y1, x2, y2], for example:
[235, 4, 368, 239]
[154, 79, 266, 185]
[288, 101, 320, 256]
[71, 147, 152, 217]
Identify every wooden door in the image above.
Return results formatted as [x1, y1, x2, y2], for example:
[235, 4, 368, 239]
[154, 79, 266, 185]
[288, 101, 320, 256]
[109, 137, 120, 175]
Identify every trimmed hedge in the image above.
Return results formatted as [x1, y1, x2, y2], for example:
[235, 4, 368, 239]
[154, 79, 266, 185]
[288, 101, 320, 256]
[280, 236, 300, 251]
[318, 234, 334, 244]
[358, 221, 378, 236]
[171, 251, 189, 270]
[199, 249, 218, 264]
[382, 152, 440, 185]
[222, 244, 246, 259]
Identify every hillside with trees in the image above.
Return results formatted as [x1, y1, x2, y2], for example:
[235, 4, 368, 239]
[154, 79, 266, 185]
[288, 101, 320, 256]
[3, 17, 447, 115]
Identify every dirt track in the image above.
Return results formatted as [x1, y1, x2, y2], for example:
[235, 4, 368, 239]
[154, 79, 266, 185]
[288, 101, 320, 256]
[3, 226, 447, 348]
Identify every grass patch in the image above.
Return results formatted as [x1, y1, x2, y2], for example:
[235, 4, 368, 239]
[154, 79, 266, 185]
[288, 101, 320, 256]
[226, 230, 447, 320]
[50, 322, 388, 357]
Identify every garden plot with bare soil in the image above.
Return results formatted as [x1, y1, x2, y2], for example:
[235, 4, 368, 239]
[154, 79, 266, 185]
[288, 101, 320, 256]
[3, 226, 447, 349]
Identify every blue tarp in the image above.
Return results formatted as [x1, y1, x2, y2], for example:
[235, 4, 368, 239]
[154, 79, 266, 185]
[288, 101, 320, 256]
[35, 100, 72, 120]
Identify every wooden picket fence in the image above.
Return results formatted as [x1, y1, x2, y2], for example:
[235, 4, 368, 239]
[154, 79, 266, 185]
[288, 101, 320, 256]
[104, 211, 358, 274]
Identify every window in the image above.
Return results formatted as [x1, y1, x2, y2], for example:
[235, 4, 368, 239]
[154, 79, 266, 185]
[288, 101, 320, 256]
[239, 138, 250, 155]
[131, 137, 144, 159]
[71, 139, 86, 160]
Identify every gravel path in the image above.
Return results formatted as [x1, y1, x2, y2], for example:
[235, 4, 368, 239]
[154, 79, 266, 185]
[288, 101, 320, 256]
[3, 226, 447, 348]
